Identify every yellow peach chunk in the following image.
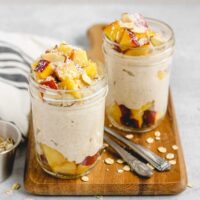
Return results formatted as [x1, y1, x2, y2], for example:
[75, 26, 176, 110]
[131, 110, 143, 128]
[84, 60, 98, 79]
[42, 53, 65, 62]
[35, 64, 54, 80]
[125, 44, 150, 56]
[59, 77, 81, 99]
[71, 49, 88, 67]
[58, 43, 73, 57]
[109, 104, 121, 124]
[141, 101, 154, 112]
[40, 144, 66, 168]
[103, 21, 124, 42]
[119, 29, 138, 49]
[52, 161, 77, 174]
[77, 165, 89, 174]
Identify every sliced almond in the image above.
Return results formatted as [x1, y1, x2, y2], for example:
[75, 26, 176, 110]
[81, 73, 92, 85]
[169, 159, 176, 165]
[123, 165, 131, 171]
[81, 176, 89, 182]
[125, 134, 134, 140]
[117, 159, 124, 164]
[187, 182, 193, 188]
[166, 153, 175, 160]
[146, 137, 154, 144]
[172, 145, 178, 150]
[154, 131, 161, 137]
[104, 158, 114, 165]
[157, 146, 167, 153]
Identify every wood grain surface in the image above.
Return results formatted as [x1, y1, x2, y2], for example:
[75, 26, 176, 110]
[24, 24, 187, 195]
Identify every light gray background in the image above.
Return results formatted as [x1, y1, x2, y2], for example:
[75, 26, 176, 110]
[0, 0, 200, 199]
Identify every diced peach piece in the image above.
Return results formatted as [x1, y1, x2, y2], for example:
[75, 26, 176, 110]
[58, 43, 73, 57]
[84, 60, 98, 79]
[109, 103, 121, 124]
[77, 165, 89, 174]
[40, 77, 58, 89]
[52, 161, 77, 175]
[71, 49, 88, 67]
[141, 101, 154, 112]
[81, 153, 99, 166]
[131, 110, 143, 128]
[103, 21, 124, 42]
[125, 44, 150, 56]
[59, 77, 81, 99]
[119, 29, 139, 48]
[40, 144, 66, 168]
[143, 110, 156, 126]
[42, 53, 65, 62]
[35, 64, 54, 79]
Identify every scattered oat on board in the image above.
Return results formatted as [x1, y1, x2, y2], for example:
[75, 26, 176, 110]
[172, 145, 178, 150]
[157, 146, 167, 153]
[125, 134, 134, 139]
[123, 165, 131, 171]
[187, 182, 193, 188]
[146, 137, 154, 144]
[5, 189, 13, 195]
[169, 159, 176, 165]
[81, 176, 89, 182]
[166, 153, 175, 160]
[117, 169, 124, 173]
[96, 196, 104, 200]
[104, 157, 114, 165]
[117, 159, 124, 164]
[154, 131, 161, 137]
[155, 136, 161, 141]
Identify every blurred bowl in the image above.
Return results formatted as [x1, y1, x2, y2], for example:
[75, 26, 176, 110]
[0, 120, 22, 182]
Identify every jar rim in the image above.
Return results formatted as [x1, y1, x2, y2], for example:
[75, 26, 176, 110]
[103, 17, 175, 58]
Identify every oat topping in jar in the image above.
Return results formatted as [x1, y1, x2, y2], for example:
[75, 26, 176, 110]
[103, 13, 175, 132]
[29, 43, 107, 178]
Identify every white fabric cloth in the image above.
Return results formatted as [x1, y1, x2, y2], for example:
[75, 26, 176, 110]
[0, 31, 58, 138]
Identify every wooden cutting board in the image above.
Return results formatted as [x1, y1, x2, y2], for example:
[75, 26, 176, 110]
[24, 24, 187, 195]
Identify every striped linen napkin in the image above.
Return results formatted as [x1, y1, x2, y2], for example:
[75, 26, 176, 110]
[0, 31, 57, 138]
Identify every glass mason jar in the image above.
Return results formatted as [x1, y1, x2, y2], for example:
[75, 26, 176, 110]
[103, 18, 175, 132]
[29, 69, 107, 179]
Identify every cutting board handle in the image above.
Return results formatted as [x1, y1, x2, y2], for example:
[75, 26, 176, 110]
[87, 24, 105, 63]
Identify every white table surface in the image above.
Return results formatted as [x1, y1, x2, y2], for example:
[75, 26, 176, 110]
[0, 0, 200, 199]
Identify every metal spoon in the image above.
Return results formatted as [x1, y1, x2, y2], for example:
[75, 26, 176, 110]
[104, 134, 153, 178]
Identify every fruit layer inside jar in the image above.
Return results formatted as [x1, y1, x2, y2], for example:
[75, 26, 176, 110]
[39, 143, 99, 175]
[103, 13, 165, 56]
[31, 43, 101, 99]
[107, 101, 162, 129]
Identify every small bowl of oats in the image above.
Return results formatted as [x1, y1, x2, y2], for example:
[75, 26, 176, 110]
[0, 120, 21, 182]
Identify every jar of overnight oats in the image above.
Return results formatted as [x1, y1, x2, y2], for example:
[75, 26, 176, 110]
[29, 43, 107, 179]
[103, 13, 175, 132]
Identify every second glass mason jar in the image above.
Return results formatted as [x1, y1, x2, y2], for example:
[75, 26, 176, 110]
[29, 69, 107, 179]
[103, 18, 175, 132]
